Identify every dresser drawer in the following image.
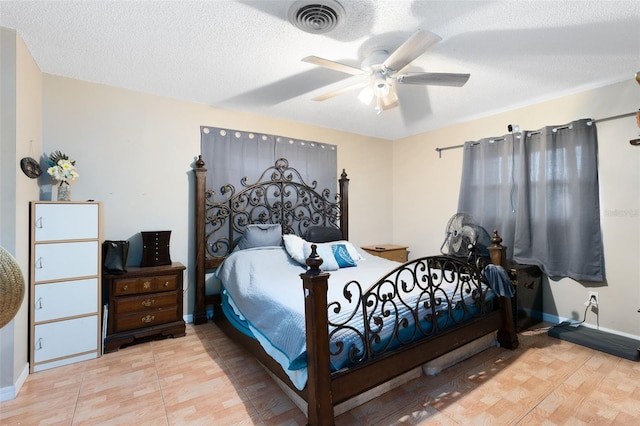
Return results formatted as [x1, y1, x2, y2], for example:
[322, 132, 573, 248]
[113, 275, 177, 296]
[103, 262, 186, 352]
[113, 291, 178, 315]
[34, 203, 99, 241]
[34, 241, 99, 282]
[113, 307, 179, 332]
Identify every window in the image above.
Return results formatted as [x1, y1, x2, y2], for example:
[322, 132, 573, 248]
[458, 119, 604, 281]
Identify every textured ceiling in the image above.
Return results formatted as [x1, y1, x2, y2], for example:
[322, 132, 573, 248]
[1, 0, 639, 140]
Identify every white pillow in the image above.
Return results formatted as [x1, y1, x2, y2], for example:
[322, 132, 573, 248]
[283, 234, 307, 265]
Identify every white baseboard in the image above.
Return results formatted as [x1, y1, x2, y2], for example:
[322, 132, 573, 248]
[0, 363, 29, 402]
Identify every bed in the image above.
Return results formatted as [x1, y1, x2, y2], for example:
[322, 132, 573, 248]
[192, 156, 518, 425]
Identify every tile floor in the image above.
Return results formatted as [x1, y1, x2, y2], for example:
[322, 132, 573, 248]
[2, 322, 640, 425]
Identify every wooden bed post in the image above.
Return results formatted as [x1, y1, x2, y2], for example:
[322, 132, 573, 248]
[339, 169, 349, 241]
[488, 230, 519, 350]
[193, 155, 208, 325]
[300, 245, 334, 425]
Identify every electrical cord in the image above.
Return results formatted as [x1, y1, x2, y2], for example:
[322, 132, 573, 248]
[553, 298, 597, 329]
[517, 297, 599, 334]
[575, 301, 591, 326]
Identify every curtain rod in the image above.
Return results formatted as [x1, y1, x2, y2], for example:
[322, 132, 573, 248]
[434, 110, 638, 158]
[434, 144, 464, 158]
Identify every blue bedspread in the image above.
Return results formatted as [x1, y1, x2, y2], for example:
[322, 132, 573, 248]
[217, 247, 495, 390]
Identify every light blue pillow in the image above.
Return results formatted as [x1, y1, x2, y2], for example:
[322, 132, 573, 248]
[331, 243, 357, 268]
[235, 224, 282, 251]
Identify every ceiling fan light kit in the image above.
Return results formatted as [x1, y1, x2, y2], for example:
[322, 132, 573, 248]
[372, 71, 389, 95]
[360, 79, 398, 114]
[302, 29, 471, 113]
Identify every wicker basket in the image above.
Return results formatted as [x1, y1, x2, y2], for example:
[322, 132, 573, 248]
[0, 246, 25, 329]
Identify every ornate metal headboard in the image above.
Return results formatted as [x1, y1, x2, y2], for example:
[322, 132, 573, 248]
[192, 156, 349, 324]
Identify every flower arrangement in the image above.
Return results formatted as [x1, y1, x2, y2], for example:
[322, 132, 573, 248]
[47, 150, 79, 184]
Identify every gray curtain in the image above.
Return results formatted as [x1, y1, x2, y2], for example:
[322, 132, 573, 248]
[457, 133, 521, 259]
[458, 119, 604, 281]
[200, 127, 338, 195]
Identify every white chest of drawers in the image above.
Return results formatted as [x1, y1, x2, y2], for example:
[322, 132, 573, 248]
[29, 201, 102, 372]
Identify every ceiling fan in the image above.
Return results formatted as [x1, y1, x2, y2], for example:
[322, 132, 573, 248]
[302, 30, 470, 114]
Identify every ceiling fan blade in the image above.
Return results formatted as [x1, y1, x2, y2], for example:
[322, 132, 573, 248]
[383, 30, 442, 72]
[302, 56, 364, 76]
[397, 72, 470, 87]
[312, 81, 369, 101]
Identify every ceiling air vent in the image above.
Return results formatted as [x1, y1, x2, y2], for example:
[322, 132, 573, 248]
[288, 0, 345, 34]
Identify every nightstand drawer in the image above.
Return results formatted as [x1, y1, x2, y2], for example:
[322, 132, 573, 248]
[103, 262, 186, 352]
[380, 249, 408, 263]
[113, 275, 177, 296]
[113, 291, 178, 315]
[113, 306, 179, 332]
[362, 244, 409, 263]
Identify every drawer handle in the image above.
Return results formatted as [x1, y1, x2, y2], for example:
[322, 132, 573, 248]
[35, 297, 43, 310]
[35, 257, 43, 269]
[142, 314, 155, 323]
[36, 337, 43, 350]
[142, 299, 154, 307]
[143, 280, 151, 289]
[122, 285, 128, 291]
[36, 217, 43, 229]
[163, 281, 169, 287]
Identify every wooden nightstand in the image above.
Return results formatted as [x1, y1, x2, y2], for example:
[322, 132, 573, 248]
[362, 244, 409, 263]
[103, 262, 186, 353]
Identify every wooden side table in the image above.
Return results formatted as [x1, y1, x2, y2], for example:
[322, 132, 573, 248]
[103, 262, 186, 353]
[361, 244, 409, 263]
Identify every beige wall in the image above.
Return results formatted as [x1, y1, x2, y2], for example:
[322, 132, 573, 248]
[393, 79, 640, 337]
[3, 24, 638, 398]
[41, 75, 394, 318]
[0, 28, 41, 399]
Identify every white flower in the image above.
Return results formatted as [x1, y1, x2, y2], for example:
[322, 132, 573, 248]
[47, 151, 79, 184]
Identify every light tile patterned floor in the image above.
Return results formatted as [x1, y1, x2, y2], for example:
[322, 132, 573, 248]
[2, 322, 640, 425]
